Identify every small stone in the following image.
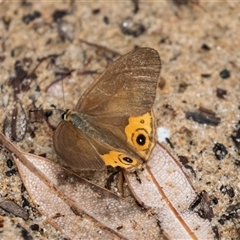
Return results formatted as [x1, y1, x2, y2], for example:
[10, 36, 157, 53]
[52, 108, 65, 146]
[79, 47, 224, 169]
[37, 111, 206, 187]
[219, 69, 230, 79]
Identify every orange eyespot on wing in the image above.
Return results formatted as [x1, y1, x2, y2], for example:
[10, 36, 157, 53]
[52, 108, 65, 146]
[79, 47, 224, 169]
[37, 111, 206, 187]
[101, 151, 142, 171]
[124, 110, 156, 160]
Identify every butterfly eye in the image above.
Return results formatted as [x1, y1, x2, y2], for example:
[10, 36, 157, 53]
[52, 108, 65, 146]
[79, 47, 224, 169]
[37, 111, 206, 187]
[62, 109, 70, 120]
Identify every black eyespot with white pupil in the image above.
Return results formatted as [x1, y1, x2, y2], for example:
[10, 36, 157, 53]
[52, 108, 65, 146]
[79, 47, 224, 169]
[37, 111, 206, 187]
[136, 134, 146, 146]
[123, 157, 133, 163]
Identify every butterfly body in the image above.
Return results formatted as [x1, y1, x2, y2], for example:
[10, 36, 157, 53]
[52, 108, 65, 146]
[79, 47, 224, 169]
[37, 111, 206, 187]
[53, 48, 161, 171]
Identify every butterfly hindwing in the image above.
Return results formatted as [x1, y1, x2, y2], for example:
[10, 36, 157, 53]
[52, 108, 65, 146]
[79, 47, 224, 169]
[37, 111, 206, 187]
[53, 121, 105, 171]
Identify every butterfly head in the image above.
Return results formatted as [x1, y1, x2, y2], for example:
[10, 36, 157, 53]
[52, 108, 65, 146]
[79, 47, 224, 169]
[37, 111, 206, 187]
[62, 109, 72, 121]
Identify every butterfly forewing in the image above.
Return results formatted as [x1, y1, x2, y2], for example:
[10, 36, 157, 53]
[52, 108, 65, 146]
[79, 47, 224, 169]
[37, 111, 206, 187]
[76, 47, 161, 117]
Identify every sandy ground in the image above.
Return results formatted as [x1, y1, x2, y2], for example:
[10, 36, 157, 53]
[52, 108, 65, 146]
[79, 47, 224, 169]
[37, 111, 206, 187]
[0, 1, 240, 239]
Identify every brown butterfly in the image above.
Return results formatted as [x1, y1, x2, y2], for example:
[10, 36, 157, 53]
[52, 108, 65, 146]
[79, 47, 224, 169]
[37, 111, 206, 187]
[53, 47, 161, 172]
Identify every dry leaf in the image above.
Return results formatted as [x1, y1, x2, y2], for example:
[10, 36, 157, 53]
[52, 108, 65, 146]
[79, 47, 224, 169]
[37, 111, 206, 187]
[0, 132, 215, 239]
[3, 101, 27, 142]
[0, 200, 28, 220]
[125, 143, 215, 239]
[0, 133, 161, 239]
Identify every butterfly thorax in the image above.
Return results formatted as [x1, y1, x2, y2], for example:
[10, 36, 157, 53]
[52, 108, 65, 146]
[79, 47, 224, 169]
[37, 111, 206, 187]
[63, 110, 90, 133]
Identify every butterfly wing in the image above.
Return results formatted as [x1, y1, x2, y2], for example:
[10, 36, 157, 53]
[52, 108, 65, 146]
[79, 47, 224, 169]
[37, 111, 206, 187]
[76, 47, 161, 161]
[53, 121, 105, 171]
[53, 120, 143, 171]
[76, 47, 161, 117]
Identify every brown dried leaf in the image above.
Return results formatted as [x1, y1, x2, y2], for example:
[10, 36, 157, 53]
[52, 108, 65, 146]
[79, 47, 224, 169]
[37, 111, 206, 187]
[125, 143, 214, 239]
[0, 133, 161, 239]
[0, 200, 29, 220]
[3, 101, 27, 142]
[185, 109, 221, 126]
